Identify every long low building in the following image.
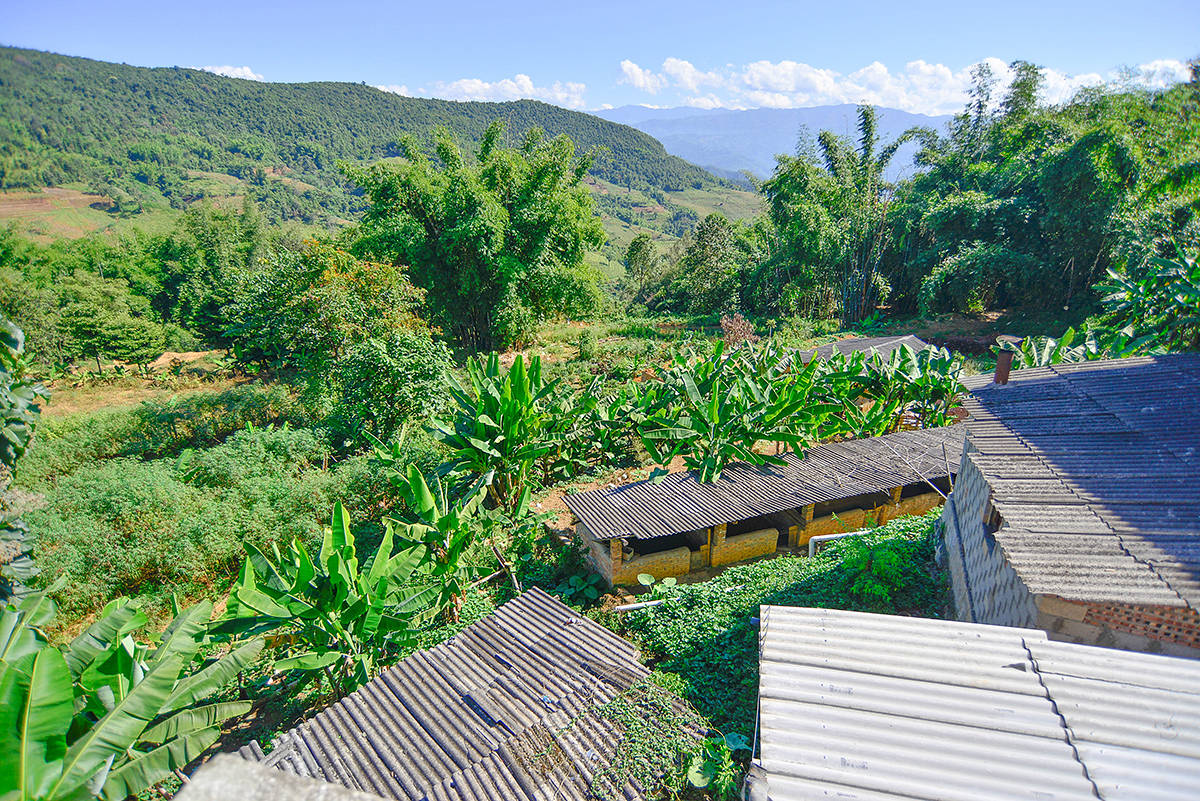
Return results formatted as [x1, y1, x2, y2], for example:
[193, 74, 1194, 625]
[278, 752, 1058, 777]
[940, 354, 1200, 657]
[566, 425, 964, 585]
[238, 588, 696, 801]
[754, 605, 1200, 801]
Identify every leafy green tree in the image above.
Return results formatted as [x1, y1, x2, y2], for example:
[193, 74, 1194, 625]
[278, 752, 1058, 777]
[330, 331, 454, 442]
[623, 233, 662, 303]
[225, 239, 430, 382]
[345, 122, 606, 350]
[0, 587, 262, 800]
[762, 106, 909, 322]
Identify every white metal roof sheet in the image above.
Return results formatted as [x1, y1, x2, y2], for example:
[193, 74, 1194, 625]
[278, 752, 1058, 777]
[757, 606, 1200, 801]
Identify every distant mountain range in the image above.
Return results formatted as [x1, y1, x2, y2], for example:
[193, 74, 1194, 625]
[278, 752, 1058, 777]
[594, 104, 954, 182]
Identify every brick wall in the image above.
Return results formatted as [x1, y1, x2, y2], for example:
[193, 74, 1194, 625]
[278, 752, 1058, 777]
[613, 546, 692, 584]
[712, 527, 778, 567]
[1037, 595, 1200, 657]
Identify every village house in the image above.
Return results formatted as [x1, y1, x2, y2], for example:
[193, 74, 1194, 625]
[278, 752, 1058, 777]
[940, 354, 1200, 657]
[565, 424, 963, 585]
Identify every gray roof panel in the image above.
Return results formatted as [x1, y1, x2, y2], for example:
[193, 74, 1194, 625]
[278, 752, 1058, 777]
[960, 354, 1200, 607]
[247, 589, 678, 801]
[567, 425, 964, 540]
[757, 605, 1200, 801]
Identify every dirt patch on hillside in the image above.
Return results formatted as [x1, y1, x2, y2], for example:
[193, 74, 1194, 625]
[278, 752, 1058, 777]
[0, 187, 113, 218]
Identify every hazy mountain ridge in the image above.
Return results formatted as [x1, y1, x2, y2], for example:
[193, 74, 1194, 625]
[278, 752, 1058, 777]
[595, 104, 954, 180]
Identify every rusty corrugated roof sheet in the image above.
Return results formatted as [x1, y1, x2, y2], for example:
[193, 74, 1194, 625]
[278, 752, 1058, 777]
[244, 589, 683, 801]
[962, 354, 1200, 607]
[756, 605, 1200, 801]
[566, 425, 964, 540]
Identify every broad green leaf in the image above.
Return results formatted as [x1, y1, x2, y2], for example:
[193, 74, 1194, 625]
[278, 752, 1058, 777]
[51, 654, 186, 797]
[275, 651, 340, 671]
[11, 648, 73, 799]
[139, 701, 251, 745]
[162, 639, 264, 713]
[98, 726, 222, 801]
[149, 602, 212, 665]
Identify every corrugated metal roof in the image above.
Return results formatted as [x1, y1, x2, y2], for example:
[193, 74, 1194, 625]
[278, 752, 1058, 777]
[801, 335, 930, 362]
[757, 605, 1200, 801]
[962, 354, 1200, 607]
[245, 588, 681, 801]
[566, 425, 963, 540]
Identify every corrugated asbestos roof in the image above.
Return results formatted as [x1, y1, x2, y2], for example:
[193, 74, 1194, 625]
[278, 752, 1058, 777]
[756, 605, 1200, 801]
[566, 425, 964, 540]
[244, 588, 681, 801]
[962, 354, 1200, 607]
[801, 335, 929, 362]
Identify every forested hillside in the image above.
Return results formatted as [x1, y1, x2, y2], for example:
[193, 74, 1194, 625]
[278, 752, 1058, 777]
[0, 46, 718, 223]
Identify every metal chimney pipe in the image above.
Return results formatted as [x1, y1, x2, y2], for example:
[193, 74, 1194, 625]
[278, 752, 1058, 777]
[994, 350, 1014, 385]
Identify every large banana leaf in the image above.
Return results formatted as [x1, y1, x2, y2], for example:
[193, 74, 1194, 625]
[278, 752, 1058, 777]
[98, 726, 222, 801]
[1, 648, 73, 800]
[49, 654, 185, 798]
[161, 638, 264, 714]
[64, 604, 144, 681]
[138, 701, 251, 745]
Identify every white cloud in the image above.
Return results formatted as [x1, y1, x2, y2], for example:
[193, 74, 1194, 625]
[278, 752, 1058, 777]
[616, 56, 1193, 115]
[662, 58, 724, 93]
[619, 60, 667, 94]
[684, 94, 727, 110]
[385, 74, 587, 109]
[197, 65, 264, 81]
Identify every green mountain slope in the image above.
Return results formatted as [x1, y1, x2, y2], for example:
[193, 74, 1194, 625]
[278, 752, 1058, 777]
[0, 46, 720, 226]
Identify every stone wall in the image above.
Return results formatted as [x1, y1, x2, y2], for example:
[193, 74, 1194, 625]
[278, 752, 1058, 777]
[712, 527, 778, 567]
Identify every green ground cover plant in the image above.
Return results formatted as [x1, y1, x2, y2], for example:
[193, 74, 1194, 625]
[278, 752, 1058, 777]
[618, 510, 947, 736]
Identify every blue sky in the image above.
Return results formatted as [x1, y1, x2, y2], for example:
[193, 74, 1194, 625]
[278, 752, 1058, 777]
[5, 0, 1197, 113]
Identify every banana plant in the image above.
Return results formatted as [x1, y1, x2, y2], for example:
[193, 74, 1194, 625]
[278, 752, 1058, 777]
[0, 588, 262, 801]
[389, 466, 495, 621]
[1, 315, 48, 601]
[431, 353, 557, 512]
[637, 340, 833, 482]
[215, 503, 433, 698]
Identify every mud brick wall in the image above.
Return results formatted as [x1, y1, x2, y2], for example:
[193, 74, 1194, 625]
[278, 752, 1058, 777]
[712, 527, 778, 567]
[613, 546, 691, 584]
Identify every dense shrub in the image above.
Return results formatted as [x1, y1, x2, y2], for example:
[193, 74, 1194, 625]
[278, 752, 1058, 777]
[619, 510, 947, 734]
[329, 331, 454, 442]
[18, 383, 300, 486]
[27, 423, 374, 619]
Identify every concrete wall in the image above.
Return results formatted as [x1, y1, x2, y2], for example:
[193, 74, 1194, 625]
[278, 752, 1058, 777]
[712, 527, 778, 567]
[939, 449, 1040, 628]
[178, 755, 386, 801]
